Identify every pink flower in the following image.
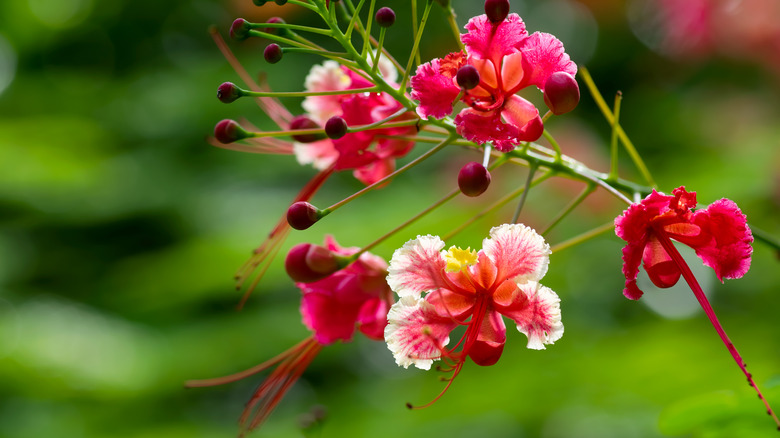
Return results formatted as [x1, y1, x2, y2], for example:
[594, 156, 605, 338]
[188, 237, 392, 433]
[298, 236, 393, 344]
[296, 60, 416, 185]
[411, 14, 577, 152]
[384, 224, 563, 387]
[614, 186, 753, 300]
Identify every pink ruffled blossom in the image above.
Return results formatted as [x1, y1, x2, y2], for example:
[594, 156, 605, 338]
[614, 186, 753, 300]
[297, 60, 416, 185]
[384, 224, 563, 388]
[298, 235, 393, 344]
[411, 14, 577, 152]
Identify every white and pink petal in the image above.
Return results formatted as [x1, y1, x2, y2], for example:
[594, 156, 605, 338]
[504, 282, 563, 350]
[384, 296, 458, 370]
[482, 223, 550, 284]
[387, 235, 448, 298]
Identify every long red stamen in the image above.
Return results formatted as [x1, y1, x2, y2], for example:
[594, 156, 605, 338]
[654, 228, 780, 429]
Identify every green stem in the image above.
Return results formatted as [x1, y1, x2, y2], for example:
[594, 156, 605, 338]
[542, 129, 563, 165]
[373, 27, 387, 75]
[511, 162, 539, 223]
[400, 0, 434, 92]
[609, 90, 623, 181]
[579, 66, 656, 188]
[253, 22, 332, 36]
[752, 226, 780, 253]
[443, 4, 464, 51]
[549, 222, 614, 253]
[542, 183, 596, 236]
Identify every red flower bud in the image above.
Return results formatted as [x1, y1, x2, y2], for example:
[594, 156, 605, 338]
[284, 243, 339, 283]
[217, 82, 242, 103]
[375, 7, 396, 28]
[324, 116, 348, 140]
[458, 162, 491, 197]
[287, 201, 321, 230]
[289, 115, 326, 143]
[229, 18, 251, 41]
[264, 43, 283, 64]
[456, 65, 480, 90]
[543, 72, 580, 115]
[484, 0, 510, 23]
[214, 119, 250, 144]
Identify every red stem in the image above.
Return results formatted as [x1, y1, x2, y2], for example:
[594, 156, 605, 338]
[655, 228, 780, 429]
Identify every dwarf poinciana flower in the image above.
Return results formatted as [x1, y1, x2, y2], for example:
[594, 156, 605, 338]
[411, 14, 577, 152]
[384, 223, 563, 401]
[614, 186, 753, 300]
[296, 59, 416, 185]
[187, 236, 392, 433]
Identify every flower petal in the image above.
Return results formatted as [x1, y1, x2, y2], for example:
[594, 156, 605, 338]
[482, 223, 550, 284]
[517, 32, 577, 91]
[384, 296, 459, 370]
[357, 297, 390, 341]
[642, 235, 682, 288]
[620, 240, 646, 300]
[454, 109, 520, 152]
[468, 310, 507, 366]
[462, 14, 528, 65]
[692, 198, 753, 281]
[410, 58, 461, 119]
[300, 290, 363, 345]
[500, 282, 563, 350]
[387, 235, 448, 298]
[501, 95, 543, 142]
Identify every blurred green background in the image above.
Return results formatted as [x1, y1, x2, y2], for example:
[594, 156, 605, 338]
[1, 0, 779, 437]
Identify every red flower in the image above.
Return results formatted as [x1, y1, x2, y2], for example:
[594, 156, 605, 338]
[614, 186, 753, 300]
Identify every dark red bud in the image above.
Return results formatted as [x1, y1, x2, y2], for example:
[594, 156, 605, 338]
[456, 65, 480, 90]
[275, 0, 288, 4]
[263, 17, 286, 34]
[458, 162, 491, 197]
[214, 119, 249, 144]
[284, 243, 339, 283]
[289, 115, 326, 143]
[543, 72, 580, 115]
[484, 0, 510, 23]
[287, 201, 321, 230]
[229, 18, 252, 41]
[253, 0, 288, 4]
[324, 116, 348, 140]
[216, 82, 242, 103]
[375, 7, 396, 28]
[264, 43, 283, 64]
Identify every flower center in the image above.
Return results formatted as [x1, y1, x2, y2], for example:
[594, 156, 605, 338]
[444, 246, 478, 273]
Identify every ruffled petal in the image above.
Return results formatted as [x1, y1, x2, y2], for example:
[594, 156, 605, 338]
[387, 235, 448, 298]
[384, 296, 459, 370]
[352, 156, 394, 186]
[499, 282, 563, 350]
[620, 240, 646, 300]
[692, 198, 753, 281]
[517, 32, 578, 91]
[454, 108, 520, 152]
[468, 310, 506, 366]
[462, 14, 528, 65]
[293, 139, 338, 171]
[357, 297, 390, 341]
[302, 60, 351, 124]
[300, 290, 363, 345]
[482, 223, 550, 284]
[410, 58, 461, 119]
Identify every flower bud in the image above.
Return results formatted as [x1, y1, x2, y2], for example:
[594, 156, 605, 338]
[324, 116, 348, 140]
[263, 17, 286, 34]
[284, 243, 340, 283]
[458, 162, 491, 197]
[287, 201, 321, 230]
[456, 65, 480, 90]
[214, 119, 250, 144]
[375, 7, 396, 28]
[253, 0, 288, 4]
[229, 18, 252, 41]
[264, 43, 283, 64]
[217, 82, 242, 103]
[543, 72, 580, 115]
[484, 0, 510, 23]
[289, 115, 326, 143]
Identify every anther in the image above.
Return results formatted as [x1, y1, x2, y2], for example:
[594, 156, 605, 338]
[543, 72, 580, 115]
[229, 18, 252, 41]
[286, 201, 321, 230]
[456, 65, 480, 90]
[217, 82, 242, 103]
[214, 119, 250, 144]
[324, 116, 348, 140]
[375, 7, 396, 28]
[484, 0, 510, 23]
[289, 115, 326, 143]
[264, 43, 283, 64]
[458, 162, 492, 197]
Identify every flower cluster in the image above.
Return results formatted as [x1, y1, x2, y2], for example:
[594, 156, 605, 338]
[192, 0, 778, 434]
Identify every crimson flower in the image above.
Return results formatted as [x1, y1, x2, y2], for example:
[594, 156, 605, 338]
[187, 236, 392, 434]
[410, 14, 577, 152]
[384, 224, 563, 399]
[614, 186, 753, 300]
